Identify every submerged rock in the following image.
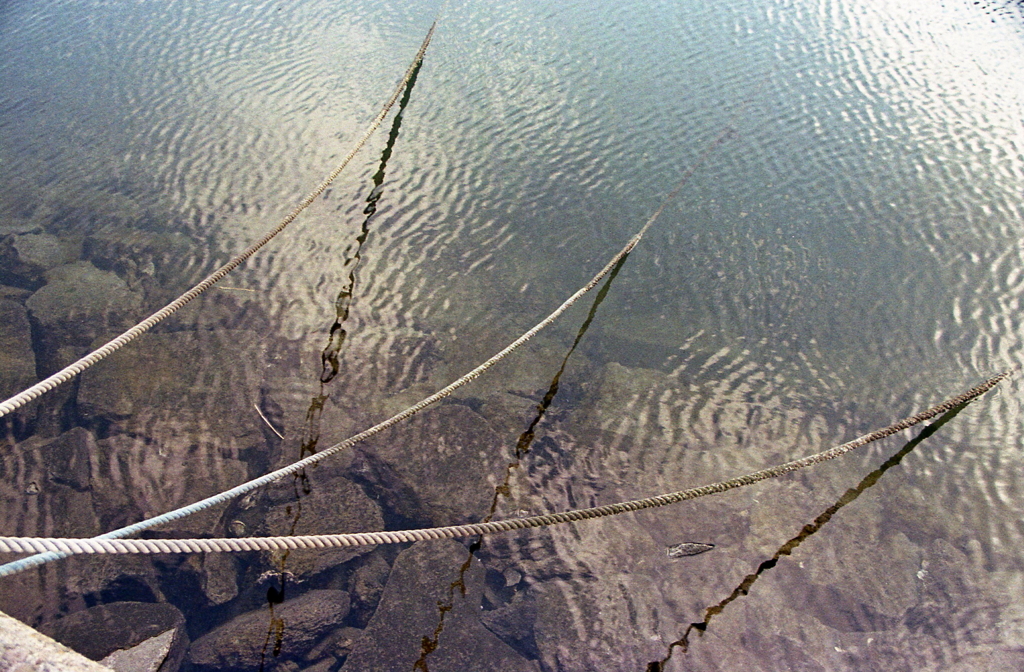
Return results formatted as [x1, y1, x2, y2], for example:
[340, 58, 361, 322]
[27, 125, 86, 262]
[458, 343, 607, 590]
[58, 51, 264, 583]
[26, 261, 142, 350]
[40, 601, 187, 671]
[199, 553, 239, 606]
[0, 427, 100, 538]
[0, 232, 81, 289]
[0, 298, 37, 402]
[255, 471, 384, 580]
[0, 609, 111, 672]
[99, 628, 177, 672]
[345, 404, 514, 526]
[88, 433, 248, 536]
[187, 589, 350, 670]
[78, 329, 264, 535]
[341, 539, 539, 672]
[302, 626, 362, 663]
[348, 553, 391, 625]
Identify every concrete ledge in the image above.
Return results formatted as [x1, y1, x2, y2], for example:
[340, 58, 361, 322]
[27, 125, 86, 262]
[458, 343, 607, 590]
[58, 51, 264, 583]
[0, 609, 112, 672]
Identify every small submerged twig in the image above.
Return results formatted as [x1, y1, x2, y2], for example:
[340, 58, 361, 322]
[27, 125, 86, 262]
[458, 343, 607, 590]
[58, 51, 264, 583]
[254, 404, 284, 440]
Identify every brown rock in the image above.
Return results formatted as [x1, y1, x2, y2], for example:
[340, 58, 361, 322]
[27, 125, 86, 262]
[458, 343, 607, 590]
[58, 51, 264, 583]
[256, 471, 384, 579]
[78, 329, 265, 535]
[341, 539, 539, 672]
[89, 433, 247, 535]
[0, 232, 80, 289]
[345, 404, 514, 526]
[0, 299, 36, 401]
[100, 628, 176, 672]
[187, 589, 350, 670]
[26, 261, 142, 350]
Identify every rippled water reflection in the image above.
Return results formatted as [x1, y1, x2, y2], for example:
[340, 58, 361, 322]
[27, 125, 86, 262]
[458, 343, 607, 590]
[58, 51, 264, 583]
[2, 0, 1024, 669]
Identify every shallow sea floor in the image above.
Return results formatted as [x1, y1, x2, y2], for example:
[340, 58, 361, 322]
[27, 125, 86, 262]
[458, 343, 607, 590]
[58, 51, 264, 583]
[2, 0, 1024, 670]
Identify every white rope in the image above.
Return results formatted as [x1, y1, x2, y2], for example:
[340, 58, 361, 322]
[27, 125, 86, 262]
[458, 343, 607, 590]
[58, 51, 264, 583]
[0, 370, 1006, 559]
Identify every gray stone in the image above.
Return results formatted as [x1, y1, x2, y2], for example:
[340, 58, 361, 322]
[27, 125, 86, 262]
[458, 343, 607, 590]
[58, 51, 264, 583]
[77, 329, 262, 437]
[297, 658, 339, 672]
[341, 540, 539, 672]
[89, 434, 247, 536]
[0, 428, 100, 540]
[345, 404, 514, 526]
[25, 261, 142, 356]
[81, 226, 193, 295]
[349, 553, 391, 620]
[479, 589, 539, 658]
[304, 626, 362, 662]
[0, 233, 81, 288]
[0, 524, 165, 629]
[40, 602, 187, 669]
[0, 299, 36, 404]
[187, 590, 350, 670]
[39, 425, 93, 491]
[200, 553, 239, 606]
[99, 629, 176, 672]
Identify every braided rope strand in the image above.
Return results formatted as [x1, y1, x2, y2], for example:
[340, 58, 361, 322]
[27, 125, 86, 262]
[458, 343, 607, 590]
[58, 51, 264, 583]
[0, 371, 1006, 561]
[0, 21, 437, 420]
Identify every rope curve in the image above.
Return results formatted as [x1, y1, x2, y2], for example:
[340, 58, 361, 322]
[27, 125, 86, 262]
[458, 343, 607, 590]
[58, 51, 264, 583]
[0, 21, 437, 420]
[0, 370, 1007, 561]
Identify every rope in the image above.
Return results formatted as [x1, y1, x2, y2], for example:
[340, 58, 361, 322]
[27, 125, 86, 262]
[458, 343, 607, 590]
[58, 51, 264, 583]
[0, 370, 1008, 560]
[0, 21, 438, 420]
[0, 124, 738, 577]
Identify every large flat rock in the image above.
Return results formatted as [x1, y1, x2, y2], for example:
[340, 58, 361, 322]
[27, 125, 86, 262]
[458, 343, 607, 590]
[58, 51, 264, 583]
[345, 404, 514, 526]
[0, 430, 168, 625]
[78, 329, 265, 535]
[248, 470, 384, 580]
[26, 261, 142, 350]
[0, 232, 81, 289]
[0, 609, 112, 672]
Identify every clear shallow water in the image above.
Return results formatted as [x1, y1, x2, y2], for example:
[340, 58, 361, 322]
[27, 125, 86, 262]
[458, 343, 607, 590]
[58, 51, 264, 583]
[2, 0, 1024, 670]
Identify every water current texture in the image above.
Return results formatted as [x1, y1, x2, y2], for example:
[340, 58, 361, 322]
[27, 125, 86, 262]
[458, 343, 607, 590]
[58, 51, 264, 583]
[2, 0, 1024, 670]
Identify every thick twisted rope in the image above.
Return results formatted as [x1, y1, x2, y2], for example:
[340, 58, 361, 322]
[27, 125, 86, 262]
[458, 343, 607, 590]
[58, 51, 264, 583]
[0, 21, 437, 420]
[0, 370, 1007, 561]
[0, 122, 738, 578]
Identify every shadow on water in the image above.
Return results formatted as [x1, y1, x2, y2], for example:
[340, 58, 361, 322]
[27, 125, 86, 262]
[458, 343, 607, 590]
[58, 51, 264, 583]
[410, 254, 629, 671]
[255, 61, 424, 672]
[644, 401, 973, 672]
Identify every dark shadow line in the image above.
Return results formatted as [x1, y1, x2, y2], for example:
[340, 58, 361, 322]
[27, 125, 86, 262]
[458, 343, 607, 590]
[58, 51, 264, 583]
[491, 253, 629, 518]
[413, 254, 630, 671]
[318, 58, 424, 387]
[289, 57, 424, 527]
[646, 401, 973, 672]
[257, 59, 426, 668]
[301, 58, 424, 465]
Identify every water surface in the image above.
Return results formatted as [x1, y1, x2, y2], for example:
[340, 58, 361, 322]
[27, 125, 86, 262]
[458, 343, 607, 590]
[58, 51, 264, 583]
[2, 0, 1024, 670]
